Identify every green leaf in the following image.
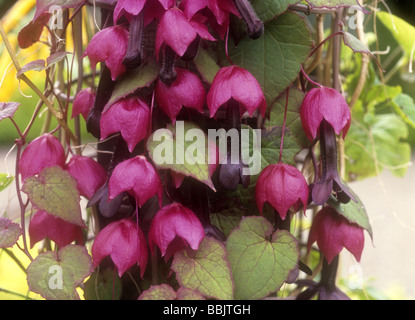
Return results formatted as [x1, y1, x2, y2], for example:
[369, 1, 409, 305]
[22, 166, 85, 227]
[341, 31, 383, 71]
[305, 0, 364, 9]
[377, 11, 415, 58]
[228, 12, 311, 107]
[193, 47, 220, 84]
[391, 93, 415, 130]
[176, 287, 205, 300]
[0, 218, 23, 248]
[138, 284, 177, 300]
[171, 237, 234, 300]
[147, 121, 216, 190]
[226, 216, 299, 300]
[83, 269, 122, 300]
[265, 88, 309, 148]
[26, 245, 93, 300]
[345, 114, 411, 179]
[328, 192, 373, 239]
[250, 0, 302, 22]
[0, 173, 14, 192]
[104, 60, 158, 112]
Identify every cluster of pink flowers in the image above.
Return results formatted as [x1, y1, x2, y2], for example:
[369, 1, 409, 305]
[19, 0, 365, 283]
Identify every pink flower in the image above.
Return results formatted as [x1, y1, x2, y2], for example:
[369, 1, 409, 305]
[83, 25, 129, 81]
[180, 0, 238, 26]
[307, 206, 365, 264]
[29, 210, 84, 249]
[207, 66, 266, 118]
[149, 202, 205, 260]
[255, 163, 309, 220]
[91, 219, 148, 277]
[155, 67, 205, 123]
[19, 133, 66, 181]
[100, 96, 150, 153]
[71, 88, 96, 120]
[114, 0, 174, 23]
[300, 87, 351, 142]
[155, 7, 216, 59]
[65, 155, 107, 199]
[108, 156, 163, 208]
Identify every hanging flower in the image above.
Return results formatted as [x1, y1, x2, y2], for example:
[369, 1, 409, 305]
[300, 87, 351, 142]
[148, 202, 205, 260]
[207, 65, 266, 118]
[255, 163, 309, 220]
[155, 7, 215, 59]
[91, 219, 148, 278]
[83, 25, 129, 81]
[155, 67, 206, 124]
[307, 206, 365, 264]
[108, 155, 163, 208]
[71, 88, 95, 120]
[300, 87, 354, 205]
[100, 96, 151, 153]
[19, 133, 66, 181]
[29, 210, 84, 249]
[65, 155, 107, 199]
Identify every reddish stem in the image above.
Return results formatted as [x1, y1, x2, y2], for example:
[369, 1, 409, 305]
[279, 87, 290, 163]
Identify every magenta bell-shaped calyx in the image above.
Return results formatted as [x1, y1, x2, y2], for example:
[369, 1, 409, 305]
[29, 210, 84, 249]
[65, 155, 107, 199]
[83, 25, 129, 81]
[100, 96, 151, 153]
[72, 88, 96, 120]
[207, 66, 266, 118]
[255, 162, 309, 220]
[155, 67, 205, 124]
[19, 133, 66, 181]
[91, 219, 148, 278]
[307, 206, 365, 264]
[300, 87, 351, 142]
[108, 155, 163, 208]
[148, 202, 205, 261]
[155, 7, 215, 59]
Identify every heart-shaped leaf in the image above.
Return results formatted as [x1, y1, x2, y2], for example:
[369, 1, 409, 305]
[227, 12, 311, 107]
[147, 121, 217, 190]
[251, 0, 302, 22]
[138, 284, 177, 300]
[22, 166, 85, 227]
[305, 0, 364, 9]
[27, 245, 92, 300]
[0, 218, 23, 248]
[226, 216, 299, 300]
[103, 60, 158, 112]
[83, 269, 122, 300]
[172, 237, 234, 300]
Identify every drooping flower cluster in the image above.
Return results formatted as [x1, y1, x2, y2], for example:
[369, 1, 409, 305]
[19, 134, 106, 249]
[78, 0, 268, 278]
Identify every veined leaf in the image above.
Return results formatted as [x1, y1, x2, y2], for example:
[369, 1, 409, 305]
[22, 166, 85, 227]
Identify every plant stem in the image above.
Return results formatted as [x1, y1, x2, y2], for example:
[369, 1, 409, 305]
[279, 87, 290, 163]
[0, 22, 79, 146]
